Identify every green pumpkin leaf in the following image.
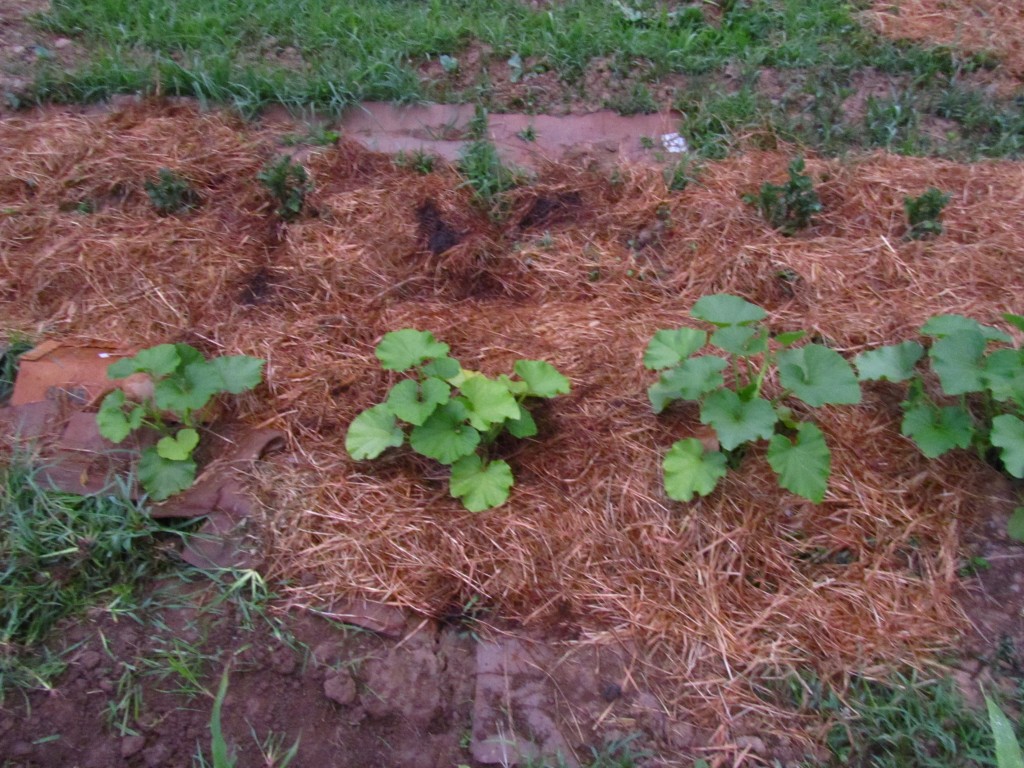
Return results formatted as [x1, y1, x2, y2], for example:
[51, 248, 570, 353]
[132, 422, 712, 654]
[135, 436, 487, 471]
[901, 401, 974, 458]
[449, 455, 514, 512]
[153, 361, 220, 415]
[108, 343, 180, 379]
[929, 330, 987, 395]
[777, 344, 861, 406]
[97, 390, 132, 443]
[775, 330, 808, 347]
[376, 329, 450, 371]
[460, 376, 520, 430]
[992, 414, 1024, 478]
[854, 341, 925, 382]
[709, 325, 768, 357]
[643, 328, 707, 370]
[1003, 313, 1024, 333]
[921, 314, 1012, 343]
[1007, 508, 1024, 543]
[409, 402, 480, 464]
[984, 349, 1024, 405]
[138, 446, 196, 501]
[346, 404, 405, 460]
[767, 422, 831, 503]
[691, 294, 767, 326]
[156, 428, 200, 461]
[173, 344, 205, 369]
[985, 694, 1024, 768]
[699, 389, 778, 451]
[647, 356, 729, 413]
[386, 377, 450, 426]
[504, 405, 538, 438]
[663, 438, 728, 502]
[421, 356, 461, 380]
[513, 360, 570, 398]
[207, 355, 265, 394]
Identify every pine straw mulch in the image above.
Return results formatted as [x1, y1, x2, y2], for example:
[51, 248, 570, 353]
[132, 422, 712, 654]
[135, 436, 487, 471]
[2, 100, 1022, 730]
[867, 0, 1024, 78]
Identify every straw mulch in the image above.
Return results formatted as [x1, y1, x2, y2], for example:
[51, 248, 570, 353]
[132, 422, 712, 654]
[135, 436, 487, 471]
[2, 101, 1022, 725]
[868, 1, 1024, 78]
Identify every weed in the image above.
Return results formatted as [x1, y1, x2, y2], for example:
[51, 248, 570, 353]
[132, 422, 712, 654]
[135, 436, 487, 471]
[744, 156, 822, 235]
[346, 329, 570, 511]
[647, 294, 861, 503]
[394, 148, 437, 174]
[865, 91, 923, 153]
[0, 335, 32, 405]
[516, 124, 537, 142]
[675, 85, 763, 160]
[639, 136, 655, 150]
[257, 156, 311, 220]
[281, 125, 339, 147]
[606, 82, 658, 116]
[904, 187, 951, 240]
[96, 343, 264, 500]
[665, 157, 699, 192]
[145, 168, 201, 215]
[458, 111, 520, 210]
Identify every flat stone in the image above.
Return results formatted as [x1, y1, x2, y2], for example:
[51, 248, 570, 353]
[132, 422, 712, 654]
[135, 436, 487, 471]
[323, 669, 358, 707]
[120, 735, 147, 758]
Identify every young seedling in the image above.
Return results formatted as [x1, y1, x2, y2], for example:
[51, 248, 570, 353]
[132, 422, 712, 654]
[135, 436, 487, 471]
[646, 294, 861, 503]
[145, 168, 201, 215]
[257, 156, 312, 220]
[345, 330, 569, 512]
[744, 156, 822, 235]
[855, 312, 1024, 535]
[904, 187, 951, 240]
[96, 344, 265, 501]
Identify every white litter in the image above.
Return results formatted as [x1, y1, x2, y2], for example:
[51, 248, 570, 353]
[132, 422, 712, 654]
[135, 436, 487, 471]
[660, 132, 688, 153]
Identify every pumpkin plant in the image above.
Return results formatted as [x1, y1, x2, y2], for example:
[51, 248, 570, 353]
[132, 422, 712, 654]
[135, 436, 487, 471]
[646, 294, 861, 503]
[345, 329, 569, 512]
[96, 344, 265, 501]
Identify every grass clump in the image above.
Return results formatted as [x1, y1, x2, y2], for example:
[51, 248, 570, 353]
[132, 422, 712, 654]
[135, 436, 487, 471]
[904, 187, 951, 240]
[744, 155, 821, 234]
[458, 107, 521, 210]
[0, 336, 33, 405]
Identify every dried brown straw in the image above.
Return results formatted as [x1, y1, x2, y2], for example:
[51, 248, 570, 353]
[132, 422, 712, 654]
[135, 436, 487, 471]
[2, 101, 1022, 727]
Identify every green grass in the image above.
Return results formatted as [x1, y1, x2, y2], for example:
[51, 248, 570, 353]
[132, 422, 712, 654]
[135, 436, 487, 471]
[0, 462, 190, 701]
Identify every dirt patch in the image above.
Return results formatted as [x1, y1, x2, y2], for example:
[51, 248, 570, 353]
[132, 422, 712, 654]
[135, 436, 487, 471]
[0, 0, 86, 109]
[866, 0, 1024, 80]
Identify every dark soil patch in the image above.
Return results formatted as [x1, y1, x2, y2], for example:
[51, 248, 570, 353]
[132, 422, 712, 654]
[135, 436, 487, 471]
[417, 199, 463, 256]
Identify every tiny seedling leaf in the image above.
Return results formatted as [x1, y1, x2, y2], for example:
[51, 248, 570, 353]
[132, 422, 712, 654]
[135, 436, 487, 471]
[991, 414, 1024, 478]
[854, 341, 925, 382]
[513, 360, 571, 398]
[647, 356, 729, 413]
[449, 455, 514, 512]
[409, 402, 481, 464]
[922, 314, 1012, 343]
[985, 694, 1024, 768]
[642, 328, 707, 370]
[709, 325, 768, 357]
[929, 329, 988, 395]
[138, 446, 196, 501]
[386, 377, 450, 426]
[691, 294, 767, 326]
[699, 389, 778, 451]
[777, 344, 861, 406]
[901, 401, 974, 458]
[1007, 508, 1024, 543]
[460, 376, 520, 430]
[156, 428, 200, 461]
[766, 422, 831, 502]
[663, 438, 728, 502]
[346, 404, 405, 460]
[376, 329, 450, 371]
[108, 343, 180, 379]
[206, 355, 265, 394]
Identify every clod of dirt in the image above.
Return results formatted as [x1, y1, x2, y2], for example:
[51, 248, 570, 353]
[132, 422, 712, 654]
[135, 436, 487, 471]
[361, 633, 443, 728]
[417, 199, 462, 256]
[324, 669, 358, 707]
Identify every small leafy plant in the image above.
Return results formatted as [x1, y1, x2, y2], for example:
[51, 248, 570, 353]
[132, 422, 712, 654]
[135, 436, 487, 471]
[646, 294, 861, 503]
[345, 330, 569, 512]
[96, 344, 265, 501]
[744, 155, 822, 235]
[257, 156, 311, 220]
[905, 187, 951, 240]
[855, 313, 1024, 524]
[145, 168, 201, 215]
